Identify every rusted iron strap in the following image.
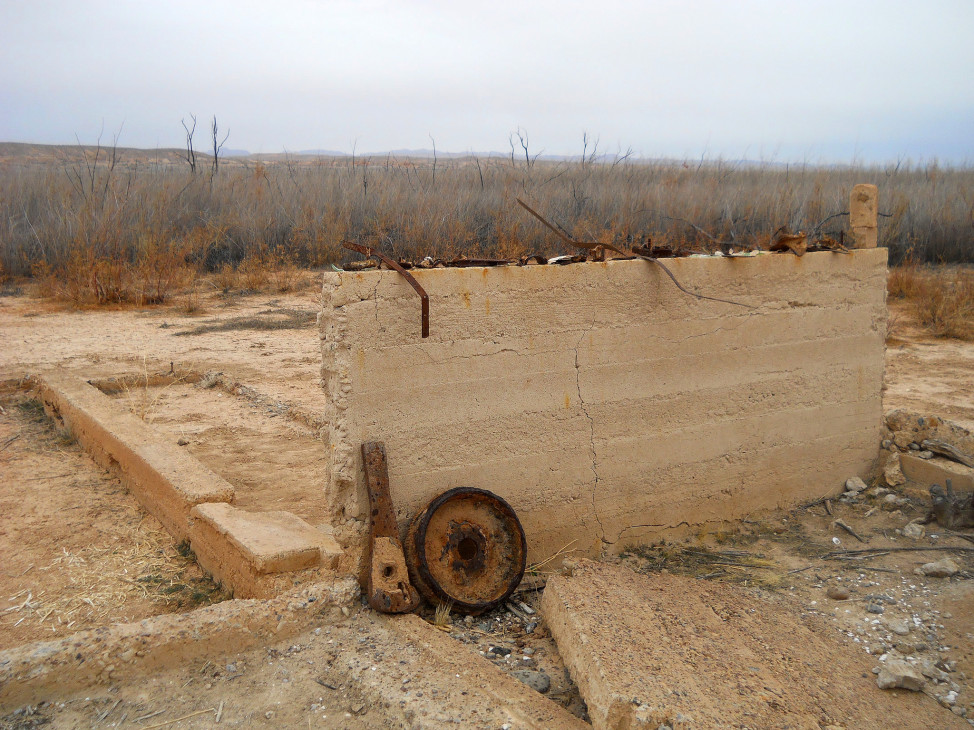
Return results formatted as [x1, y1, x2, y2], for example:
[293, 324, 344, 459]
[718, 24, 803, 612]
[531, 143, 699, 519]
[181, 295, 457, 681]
[342, 241, 430, 338]
[515, 198, 629, 258]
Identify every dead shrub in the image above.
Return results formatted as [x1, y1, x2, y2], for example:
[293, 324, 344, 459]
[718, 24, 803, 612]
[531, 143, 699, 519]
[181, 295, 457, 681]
[131, 235, 189, 305]
[238, 248, 269, 291]
[912, 269, 974, 340]
[271, 251, 302, 292]
[887, 258, 923, 300]
[214, 262, 238, 292]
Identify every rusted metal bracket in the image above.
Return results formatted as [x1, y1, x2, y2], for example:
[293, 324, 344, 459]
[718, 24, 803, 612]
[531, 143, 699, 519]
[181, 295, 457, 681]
[360, 441, 420, 614]
[342, 241, 430, 338]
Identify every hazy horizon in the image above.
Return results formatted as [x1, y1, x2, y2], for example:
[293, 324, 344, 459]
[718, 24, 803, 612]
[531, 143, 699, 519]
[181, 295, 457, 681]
[2, 1, 972, 166]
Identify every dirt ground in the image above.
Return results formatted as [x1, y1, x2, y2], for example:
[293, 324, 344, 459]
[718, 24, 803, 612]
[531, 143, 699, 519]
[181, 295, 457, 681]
[0, 388, 226, 652]
[1, 282, 973, 728]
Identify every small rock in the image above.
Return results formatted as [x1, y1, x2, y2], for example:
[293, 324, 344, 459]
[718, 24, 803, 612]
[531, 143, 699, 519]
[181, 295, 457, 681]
[882, 493, 909, 510]
[876, 659, 925, 691]
[524, 622, 537, 634]
[511, 670, 550, 694]
[866, 603, 885, 615]
[489, 646, 512, 657]
[351, 702, 365, 714]
[917, 450, 935, 459]
[177, 437, 190, 446]
[909, 442, 921, 450]
[523, 647, 536, 656]
[881, 439, 893, 450]
[920, 558, 960, 578]
[845, 477, 868, 493]
[919, 659, 950, 682]
[886, 619, 911, 636]
[827, 586, 851, 601]
[902, 522, 925, 540]
[894, 642, 915, 655]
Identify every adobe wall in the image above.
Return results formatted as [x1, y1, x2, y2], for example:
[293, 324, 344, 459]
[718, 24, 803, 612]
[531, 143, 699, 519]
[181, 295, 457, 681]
[320, 249, 887, 563]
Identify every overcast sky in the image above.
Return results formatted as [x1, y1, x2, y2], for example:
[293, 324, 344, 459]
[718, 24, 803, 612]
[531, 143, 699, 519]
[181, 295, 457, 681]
[1, 0, 972, 163]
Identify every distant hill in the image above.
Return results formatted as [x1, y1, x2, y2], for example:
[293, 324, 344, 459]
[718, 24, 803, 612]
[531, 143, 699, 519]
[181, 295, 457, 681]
[0, 141, 801, 170]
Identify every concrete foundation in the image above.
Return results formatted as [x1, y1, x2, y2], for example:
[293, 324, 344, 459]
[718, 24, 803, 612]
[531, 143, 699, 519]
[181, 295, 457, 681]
[34, 373, 341, 598]
[542, 560, 956, 730]
[321, 250, 887, 563]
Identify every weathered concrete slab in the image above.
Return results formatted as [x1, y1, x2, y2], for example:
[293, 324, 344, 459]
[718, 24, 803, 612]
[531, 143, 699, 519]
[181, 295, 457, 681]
[191, 503, 340, 574]
[339, 614, 591, 730]
[0, 578, 359, 709]
[321, 251, 887, 564]
[0, 583, 587, 729]
[34, 372, 234, 540]
[188, 503, 343, 597]
[901, 453, 974, 491]
[190, 503, 342, 598]
[542, 560, 957, 730]
[34, 372, 344, 599]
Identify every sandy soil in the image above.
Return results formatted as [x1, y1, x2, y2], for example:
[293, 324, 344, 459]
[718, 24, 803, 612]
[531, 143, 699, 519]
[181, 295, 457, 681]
[1, 284, 973, 728]
[885, 300, 974, 431]
[0, 388, 225, 652]
[109, 381, 329, 524]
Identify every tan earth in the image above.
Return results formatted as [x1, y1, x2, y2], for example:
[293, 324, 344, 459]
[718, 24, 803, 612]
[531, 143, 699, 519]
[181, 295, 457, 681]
[0, 281, 972, 728]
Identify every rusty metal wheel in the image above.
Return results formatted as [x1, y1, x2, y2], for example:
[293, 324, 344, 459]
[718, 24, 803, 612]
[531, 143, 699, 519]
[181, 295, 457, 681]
[405, 487, 526, 615]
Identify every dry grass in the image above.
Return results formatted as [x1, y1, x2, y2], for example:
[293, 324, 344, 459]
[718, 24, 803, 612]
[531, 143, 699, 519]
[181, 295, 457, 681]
[2, 151, 972, 306]
[888, 264, 974, 340]
[622, 543, 785, 589]
[3, 523, 226, 637]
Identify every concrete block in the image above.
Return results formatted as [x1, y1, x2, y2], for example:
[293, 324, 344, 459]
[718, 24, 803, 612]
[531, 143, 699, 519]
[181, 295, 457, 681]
[321, 251, 887, 564]
[542, 560, 949, 730]
[34, 372, 234, 540]
[900, 453, 974, 491]
[850, 183, 879, 249]
[189, 503, 342, 598]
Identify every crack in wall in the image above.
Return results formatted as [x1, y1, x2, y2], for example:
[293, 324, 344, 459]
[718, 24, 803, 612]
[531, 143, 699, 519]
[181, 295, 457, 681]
[371, 271, 382, 326]
[573, 325, 608, 544]
[610, 520, 692, 546]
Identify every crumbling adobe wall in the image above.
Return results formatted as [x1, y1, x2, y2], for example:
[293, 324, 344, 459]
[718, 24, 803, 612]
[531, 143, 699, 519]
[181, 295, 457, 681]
[320, 249, 887, 564]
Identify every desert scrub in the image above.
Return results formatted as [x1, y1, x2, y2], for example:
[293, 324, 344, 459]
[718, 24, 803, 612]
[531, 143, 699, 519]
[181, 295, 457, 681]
[888, 264, 974, 340]
[3, 145, 973, 294]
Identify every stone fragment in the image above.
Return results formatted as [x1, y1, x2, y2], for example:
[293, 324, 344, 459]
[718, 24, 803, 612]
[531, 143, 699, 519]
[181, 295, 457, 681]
[876, 659, 925, 691]
[919, 558, 960, 578]
[883, 493, 909, 510]
[866, 603, 884, 615]
[902, 522, 925, 540]
[826, 586, 850, 601]
[885, 619, 911, 636]
[917, 450, 935, 460]
[919, 659, 950, 682]
[511, 670, 551, 694]
[883, 453, 907, 487]
[881, 439, 893, 450]
[845, 477, 868, 493]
